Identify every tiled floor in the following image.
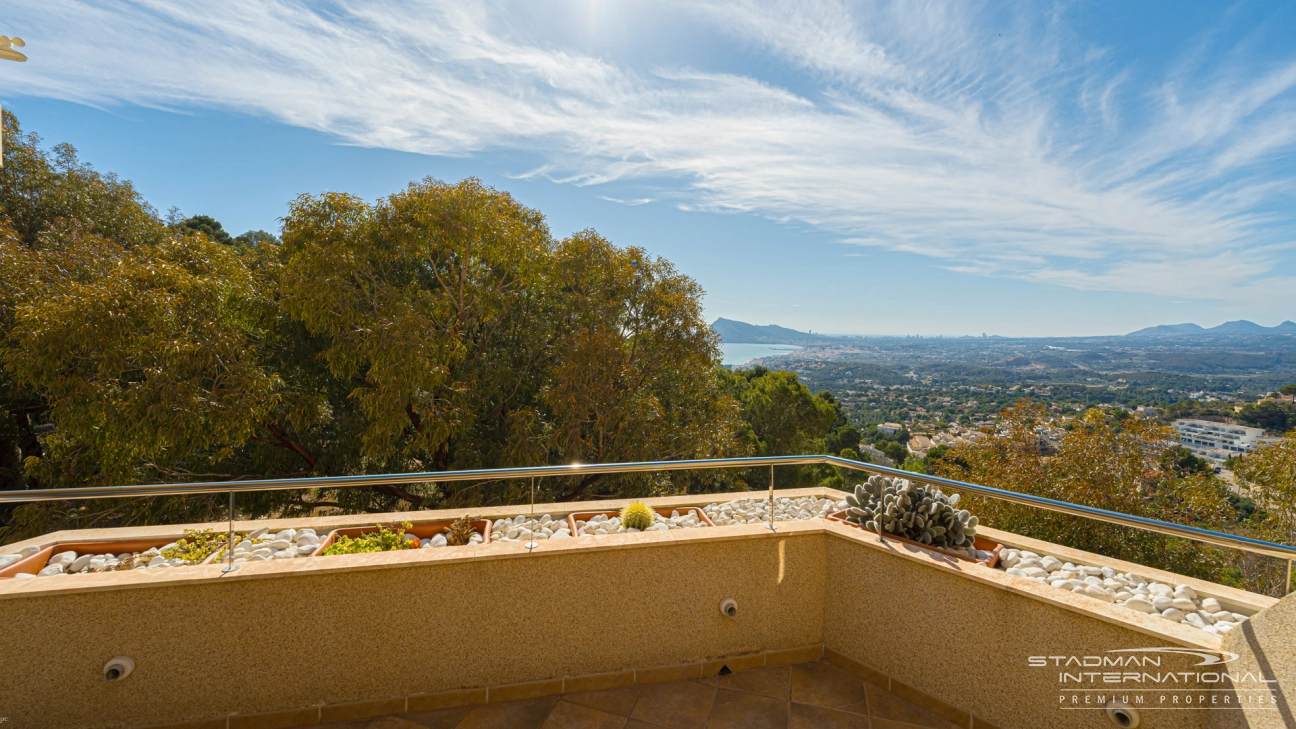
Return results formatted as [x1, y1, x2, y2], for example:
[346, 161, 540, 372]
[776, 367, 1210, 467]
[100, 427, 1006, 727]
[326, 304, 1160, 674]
[317, 661, 960, 729]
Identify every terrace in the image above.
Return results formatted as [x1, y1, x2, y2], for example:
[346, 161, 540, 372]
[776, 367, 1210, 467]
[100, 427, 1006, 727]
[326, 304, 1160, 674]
[0, 456, 1292, 729]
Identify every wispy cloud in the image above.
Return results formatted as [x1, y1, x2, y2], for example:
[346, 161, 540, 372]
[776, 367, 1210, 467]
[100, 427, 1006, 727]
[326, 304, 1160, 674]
[7, 0, 1296, 304]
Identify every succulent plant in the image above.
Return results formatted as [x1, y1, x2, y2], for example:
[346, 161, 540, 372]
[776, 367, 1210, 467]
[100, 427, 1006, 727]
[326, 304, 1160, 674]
[444, 515, 477, 546]
[322, 522, 415, 556]
[844, 475, 979, 557]
[161, 528, 243, 564]
[619, 502, 656, 531]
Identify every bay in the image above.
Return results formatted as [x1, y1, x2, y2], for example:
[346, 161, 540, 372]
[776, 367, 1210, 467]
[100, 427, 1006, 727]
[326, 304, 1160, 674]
[720, 343, 803, 366]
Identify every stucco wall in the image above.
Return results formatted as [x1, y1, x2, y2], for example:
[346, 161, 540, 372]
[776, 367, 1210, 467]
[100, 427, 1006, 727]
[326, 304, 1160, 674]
[823, 523, 1219, 729]
[0, 495, 1284, 729]
[0, 523, 826, 729]
[1213, 588, 1296, 729]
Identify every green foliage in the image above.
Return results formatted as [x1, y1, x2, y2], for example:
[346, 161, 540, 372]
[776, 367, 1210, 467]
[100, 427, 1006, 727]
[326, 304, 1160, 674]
[1159, 446, 1212, 477]
[160, 528, 240, 564]
[179, 215, 232, 245]
[1236, 400, 1296, 434]
[0, 110, 165, 250]
[934, 401, 1243, 589]
[1280, 384, 1296, 396]
[839, 447, 865, 463]
[718, 366, 838, 488]
[923, 444, 956, 472]
[876, 440, 908, 464]
[234, 229, 279, 246]
[619, 502, 655, 530]
[322, 522, 415, 556]
[824, 424, 860, 455]
[900, 455, 928, 474]
[0, 112, 747, 542]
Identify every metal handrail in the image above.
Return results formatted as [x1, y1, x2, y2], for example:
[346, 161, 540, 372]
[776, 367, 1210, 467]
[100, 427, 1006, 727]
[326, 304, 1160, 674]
[1, 454, 1293, 563]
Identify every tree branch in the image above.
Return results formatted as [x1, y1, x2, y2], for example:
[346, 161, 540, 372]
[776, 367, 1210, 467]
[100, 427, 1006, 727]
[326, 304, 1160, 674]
[557, 472, 606, 502]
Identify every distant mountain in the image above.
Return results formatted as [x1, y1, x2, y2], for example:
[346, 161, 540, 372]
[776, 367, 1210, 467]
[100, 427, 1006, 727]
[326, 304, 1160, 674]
[1127, 323, 1205, 336]
[1127, 320, 1296, 337]
[711, 318, 841, 345]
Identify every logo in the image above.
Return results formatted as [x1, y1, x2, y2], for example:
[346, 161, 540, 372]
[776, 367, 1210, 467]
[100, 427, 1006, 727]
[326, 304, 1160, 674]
[1028, 647, 1280, 712]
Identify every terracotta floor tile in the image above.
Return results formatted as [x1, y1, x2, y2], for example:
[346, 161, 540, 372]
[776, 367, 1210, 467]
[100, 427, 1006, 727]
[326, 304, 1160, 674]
[789, 662, 867, 712]
[788, 703, 869, 729]
[628, 680, 717, 729]
[399, 707, 471, 728]
[539, 701, 628, 729]
[455, 696, 560, 729]
[368, 719, 425, 729]
[564, 686, 643, 717]
[316, 723, 372, 729]
[717, 665, 790, 700]
[705, 688, 788, 729]
[864, 683, 955, 729]
[871, 719, 962, 729]
[691, 676, 719, 686]
[623, 722, 664, 729]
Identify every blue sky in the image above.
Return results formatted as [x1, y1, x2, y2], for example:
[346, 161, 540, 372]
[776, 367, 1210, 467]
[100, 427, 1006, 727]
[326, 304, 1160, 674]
[3, 1, 1296, 337]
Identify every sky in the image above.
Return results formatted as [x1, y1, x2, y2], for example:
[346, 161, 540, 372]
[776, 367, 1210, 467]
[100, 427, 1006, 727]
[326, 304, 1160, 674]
[3, 1, 1296, 337]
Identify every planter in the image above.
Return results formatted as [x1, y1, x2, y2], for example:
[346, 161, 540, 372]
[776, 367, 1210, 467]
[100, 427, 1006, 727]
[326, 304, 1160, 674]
[313, 520, 492, 557]
[0, 537, 225, 579]
[828, 510, 1003, 568]
[568, 506, 715, 536]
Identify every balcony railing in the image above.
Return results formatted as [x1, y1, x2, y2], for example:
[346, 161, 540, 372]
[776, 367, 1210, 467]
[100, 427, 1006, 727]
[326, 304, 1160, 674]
[2, 454, 1292, 591]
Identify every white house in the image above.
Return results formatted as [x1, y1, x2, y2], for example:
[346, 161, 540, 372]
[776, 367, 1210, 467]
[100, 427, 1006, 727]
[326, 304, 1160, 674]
[1172, 419, 1270, 462]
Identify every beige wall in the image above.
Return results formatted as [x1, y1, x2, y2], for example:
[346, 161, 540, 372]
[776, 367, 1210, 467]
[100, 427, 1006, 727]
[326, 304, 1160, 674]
[0, 495, 1285, 729]
[0, 524, 826, 729]
[823, 523, 1222, 729]
[1213, 587, 1296, 729]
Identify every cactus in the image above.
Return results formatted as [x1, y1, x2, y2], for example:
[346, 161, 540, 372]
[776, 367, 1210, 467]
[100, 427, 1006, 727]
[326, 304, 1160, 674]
[619, 502, 656, 531]
[844, 475, 979, 557]
[444, 515, 478, 546]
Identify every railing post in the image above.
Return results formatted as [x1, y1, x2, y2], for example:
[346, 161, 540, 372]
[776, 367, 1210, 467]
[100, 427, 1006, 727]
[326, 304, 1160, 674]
[766, 464, 776, 532]
[222, 490, 238, 574]
[525, 476, 538, 551]
[1287, 559, 1292, 596]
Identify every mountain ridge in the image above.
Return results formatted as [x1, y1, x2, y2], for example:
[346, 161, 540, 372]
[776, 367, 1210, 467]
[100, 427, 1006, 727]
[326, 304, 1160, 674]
[1127, 320, 1296, 337]
[710, 318, 844, 344]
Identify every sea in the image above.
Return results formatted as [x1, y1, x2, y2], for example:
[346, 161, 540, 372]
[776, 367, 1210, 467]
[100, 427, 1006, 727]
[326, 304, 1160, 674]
[720, 343, 804, 366]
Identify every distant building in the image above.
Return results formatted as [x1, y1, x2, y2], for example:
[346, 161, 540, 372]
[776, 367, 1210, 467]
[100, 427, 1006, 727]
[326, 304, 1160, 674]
[1173, 419, 1270, 462]
[907, 435, 934, 457]
[1136, 405, 1157, 417]
[857, 444, 893, 468]
[877, 422, 904, 435]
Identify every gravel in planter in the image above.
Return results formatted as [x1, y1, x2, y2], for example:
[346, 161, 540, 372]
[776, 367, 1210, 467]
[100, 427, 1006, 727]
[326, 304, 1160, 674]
[24, 546, 188, 577]
[14, 529, 236, 578]
[999, 548, 1250, 635]
[0, 547, 39, 569]
[703, 496, 845, 526]
[490, 514, 571, 543]
[574, 509, 706, 535]
[220, 527, 320, 563]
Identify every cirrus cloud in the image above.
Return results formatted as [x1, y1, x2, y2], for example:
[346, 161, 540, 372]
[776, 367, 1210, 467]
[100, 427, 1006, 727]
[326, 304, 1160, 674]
[5, 0, 1296, 305]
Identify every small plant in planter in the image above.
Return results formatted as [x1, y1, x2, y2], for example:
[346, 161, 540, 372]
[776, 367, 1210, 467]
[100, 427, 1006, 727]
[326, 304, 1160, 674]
[619, 503, 655, 531]
[322, 522, 416, 556]
[443, 515, 478, 546]
[845, 475, 984, 559]
[160, 529, 240, 564]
